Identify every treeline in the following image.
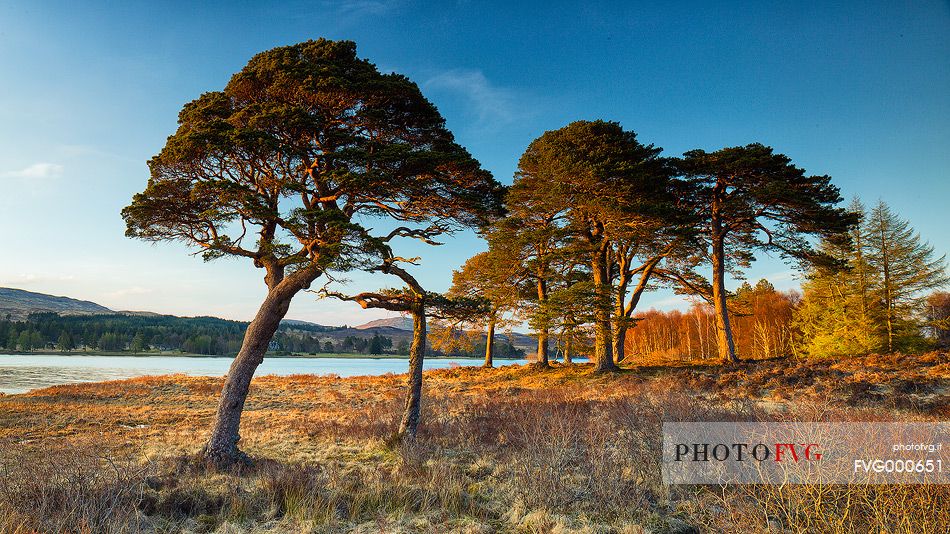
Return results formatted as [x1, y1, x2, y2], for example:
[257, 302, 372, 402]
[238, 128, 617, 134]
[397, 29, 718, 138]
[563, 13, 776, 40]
[0, 312, 526, 358]
[0, 313, 248, 355]
[266, 333, 398, 356]
[0, 313, 390, 356]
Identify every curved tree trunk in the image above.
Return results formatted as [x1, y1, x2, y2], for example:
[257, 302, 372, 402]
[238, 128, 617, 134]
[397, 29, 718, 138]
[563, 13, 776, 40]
[203, 266, 318, 468]
[398, 305, 426, 440]
[483, 316, 495, 368]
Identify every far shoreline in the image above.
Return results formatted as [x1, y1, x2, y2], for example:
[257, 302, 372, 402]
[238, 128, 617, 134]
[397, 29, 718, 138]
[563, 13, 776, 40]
[0, 351, 529, 361]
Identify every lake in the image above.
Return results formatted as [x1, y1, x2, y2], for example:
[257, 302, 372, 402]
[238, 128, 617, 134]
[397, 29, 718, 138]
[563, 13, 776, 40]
[0, 354, 530, 394]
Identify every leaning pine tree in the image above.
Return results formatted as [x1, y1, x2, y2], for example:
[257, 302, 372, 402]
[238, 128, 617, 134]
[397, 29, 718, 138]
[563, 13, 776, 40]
[122, 39, 502, 467]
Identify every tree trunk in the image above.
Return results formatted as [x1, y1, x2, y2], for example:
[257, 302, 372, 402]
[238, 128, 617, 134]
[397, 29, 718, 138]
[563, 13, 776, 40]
[711, 235, 738, 363]
[613, 265, 630, 366]
[483, 316, 495, 368]
[612, 325, 627, 365]
[203, 276, 309, 467]
[535, 279, 550, 367]
[398, 305, 426, 440]
[563, 335, 572, 364]
[879, 222, 894, 353]
[592, 243, 617, 372]
[612, 257, 659, 365]
[536, 329, 549, 366]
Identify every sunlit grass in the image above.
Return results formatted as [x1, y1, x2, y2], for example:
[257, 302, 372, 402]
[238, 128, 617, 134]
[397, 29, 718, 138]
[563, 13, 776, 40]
[0, 352, 946, 532]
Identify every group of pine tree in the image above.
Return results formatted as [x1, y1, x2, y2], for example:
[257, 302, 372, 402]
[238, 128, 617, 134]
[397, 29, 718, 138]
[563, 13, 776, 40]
[110, 39, 947, 466]
[453, 176, 947, 365]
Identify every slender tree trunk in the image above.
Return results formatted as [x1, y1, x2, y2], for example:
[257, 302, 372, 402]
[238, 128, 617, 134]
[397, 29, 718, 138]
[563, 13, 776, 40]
[203, 267, 318, 467]
[613, 264, 631, 366]
[535, 279, 550, 367]
[483, 316, 495, 368]
[711, 231, 738, 364]
[592, 242, 617, 372]
[398, 305, 426, 440]
[563, 334, 572, 364]
[879, 222, 894, 353]
[612, 325, 627, 365]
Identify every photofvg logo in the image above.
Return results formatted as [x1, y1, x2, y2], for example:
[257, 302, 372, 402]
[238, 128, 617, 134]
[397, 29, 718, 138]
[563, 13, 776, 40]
[662, 422, 950, 485]
[674, 441, 822, 463]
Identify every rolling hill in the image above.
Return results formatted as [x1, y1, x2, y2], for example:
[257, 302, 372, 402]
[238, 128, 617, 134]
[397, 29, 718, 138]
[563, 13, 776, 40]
[0, 287, 113, 321]
[354, 316, 414, 330]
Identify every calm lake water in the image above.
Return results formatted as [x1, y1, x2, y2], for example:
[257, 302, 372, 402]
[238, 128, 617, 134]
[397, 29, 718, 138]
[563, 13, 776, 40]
[0, 354, 529, 394]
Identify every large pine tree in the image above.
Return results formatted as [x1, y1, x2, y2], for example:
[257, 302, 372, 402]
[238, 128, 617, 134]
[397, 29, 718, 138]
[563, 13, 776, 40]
[677, 144, 855, 363]
[122, 40, 503, 466]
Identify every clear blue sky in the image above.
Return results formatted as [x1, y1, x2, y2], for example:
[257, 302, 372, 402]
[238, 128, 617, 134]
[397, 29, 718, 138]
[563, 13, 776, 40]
[1, 1, 947, 325]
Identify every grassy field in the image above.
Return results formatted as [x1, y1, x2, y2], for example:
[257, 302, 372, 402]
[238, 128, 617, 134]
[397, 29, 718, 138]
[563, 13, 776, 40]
[0, 353, 947, 533]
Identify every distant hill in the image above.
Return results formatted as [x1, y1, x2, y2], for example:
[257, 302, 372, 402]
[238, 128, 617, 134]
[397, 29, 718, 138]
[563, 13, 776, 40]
[0, 287, 538, 355]
[0, 287, 113, 321]
[355, 316, 414, 330]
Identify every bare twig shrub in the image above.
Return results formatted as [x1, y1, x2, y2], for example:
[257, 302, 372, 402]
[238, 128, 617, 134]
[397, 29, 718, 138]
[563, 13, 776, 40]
[0, 440, 151, 533]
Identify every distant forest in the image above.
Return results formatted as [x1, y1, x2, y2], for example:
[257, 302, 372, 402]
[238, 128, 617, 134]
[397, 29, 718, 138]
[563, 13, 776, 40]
[0, 312, 525, 358]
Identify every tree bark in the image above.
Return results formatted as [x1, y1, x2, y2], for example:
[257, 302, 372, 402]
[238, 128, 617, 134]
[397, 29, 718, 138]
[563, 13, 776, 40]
[535, 278, 550, 367]
[203, 266, 319, 467]
[483, 316, 495, 368]
[398, 305, 426, 439]
[612, 325, 627, 365]
[563, 335, 572, 364]
[710, 232, 738, 363]
[592, 241, 618, 372]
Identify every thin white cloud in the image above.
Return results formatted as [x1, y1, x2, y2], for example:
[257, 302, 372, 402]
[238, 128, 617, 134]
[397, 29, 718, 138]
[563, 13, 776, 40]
[333, 0, 396, 17]
[295, 0, 398, 23]
[425, 69, 523, 131]
[4, 162, 64, 179]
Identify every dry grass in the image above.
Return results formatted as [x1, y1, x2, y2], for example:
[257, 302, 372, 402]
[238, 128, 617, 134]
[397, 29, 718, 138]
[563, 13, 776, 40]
[0, 352, 947, 532]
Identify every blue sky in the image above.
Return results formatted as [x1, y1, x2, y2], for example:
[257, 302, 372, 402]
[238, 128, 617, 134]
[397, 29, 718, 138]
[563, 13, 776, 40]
[1, 1, 947, 325]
